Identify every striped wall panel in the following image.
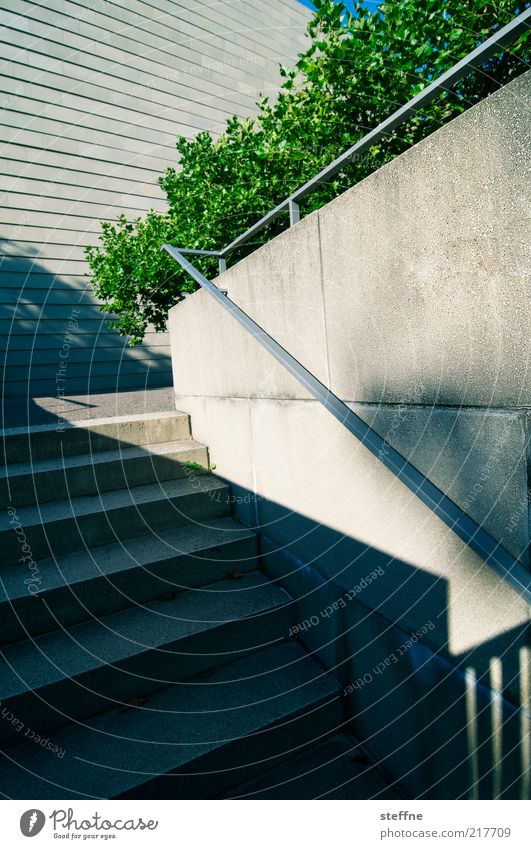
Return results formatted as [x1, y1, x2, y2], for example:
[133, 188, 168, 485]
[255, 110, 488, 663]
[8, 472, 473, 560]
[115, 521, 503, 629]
[1, 0, 309, 396]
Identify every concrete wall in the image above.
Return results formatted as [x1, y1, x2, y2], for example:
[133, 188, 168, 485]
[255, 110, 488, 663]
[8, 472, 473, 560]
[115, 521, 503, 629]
[169, 71, 531, 798]
[0, 0, 309, 396]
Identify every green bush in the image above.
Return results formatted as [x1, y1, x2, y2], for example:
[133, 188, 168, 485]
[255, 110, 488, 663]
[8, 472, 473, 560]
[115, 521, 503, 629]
[86, 0, 530, 344]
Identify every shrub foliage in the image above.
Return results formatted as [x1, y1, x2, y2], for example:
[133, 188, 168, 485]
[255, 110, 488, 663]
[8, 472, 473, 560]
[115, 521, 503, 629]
[86, 0, 529, 343]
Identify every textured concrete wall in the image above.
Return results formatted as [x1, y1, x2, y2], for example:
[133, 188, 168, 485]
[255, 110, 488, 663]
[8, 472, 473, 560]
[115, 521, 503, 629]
[171, 70, 531, 563]
[169, 72, 531, 798]
[0, 0, 309, 396]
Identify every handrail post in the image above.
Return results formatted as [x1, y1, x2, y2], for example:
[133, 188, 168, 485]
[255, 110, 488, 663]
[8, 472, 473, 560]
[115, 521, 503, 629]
[218, 257, 227, 275]
[288, 199, 300, 226]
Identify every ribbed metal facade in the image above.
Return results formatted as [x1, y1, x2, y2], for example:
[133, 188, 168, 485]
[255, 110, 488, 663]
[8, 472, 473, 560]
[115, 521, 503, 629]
[0, 0, 308, 396]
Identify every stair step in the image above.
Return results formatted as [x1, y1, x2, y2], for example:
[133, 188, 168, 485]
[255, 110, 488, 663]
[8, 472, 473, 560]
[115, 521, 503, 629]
[0, 438, 209, 508]
[224, 734, 401, 799]
[0, 571, 293, 748]
[1, 411, 191, 465]
[0, 642, 342, 799]
[0, 475, 231, 561]
[0, 517, 258, 644]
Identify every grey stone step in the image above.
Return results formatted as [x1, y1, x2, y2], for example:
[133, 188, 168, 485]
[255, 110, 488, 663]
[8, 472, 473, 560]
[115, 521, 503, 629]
[0, 517, 259, 644]
[0, 475, 230, 561]
[0, 571, 293, 748]
[0, 438, 209, 509]
[0, 642, 342, 799]
[1, 411, 191, 465]
[223, 733, 402, 799]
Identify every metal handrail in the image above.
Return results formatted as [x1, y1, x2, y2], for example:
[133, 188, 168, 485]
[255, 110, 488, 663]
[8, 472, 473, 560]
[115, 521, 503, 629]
[162, 243, 531, 604]
[161, 11, 531, 599]
[175, 8, 530, 274]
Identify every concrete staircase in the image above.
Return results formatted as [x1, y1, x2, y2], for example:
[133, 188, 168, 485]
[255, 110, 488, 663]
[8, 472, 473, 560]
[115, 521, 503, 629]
[0, 411, 399, 799]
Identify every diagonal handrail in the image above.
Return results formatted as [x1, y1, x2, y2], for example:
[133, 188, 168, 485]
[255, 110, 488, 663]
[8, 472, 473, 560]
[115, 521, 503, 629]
[175, 8, 530, 274]
[162, 243, 531, 604]
[161, 10, 531, 598]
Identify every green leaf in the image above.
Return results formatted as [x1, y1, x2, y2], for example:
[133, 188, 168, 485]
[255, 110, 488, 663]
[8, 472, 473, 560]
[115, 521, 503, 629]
[85, 0, 530, 342]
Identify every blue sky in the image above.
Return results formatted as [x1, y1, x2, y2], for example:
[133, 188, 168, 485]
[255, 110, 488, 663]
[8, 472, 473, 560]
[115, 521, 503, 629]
[297, 0, 380, 12]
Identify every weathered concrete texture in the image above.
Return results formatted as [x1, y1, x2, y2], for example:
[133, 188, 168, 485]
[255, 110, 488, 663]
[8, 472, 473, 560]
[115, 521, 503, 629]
[170, 287, 313, 400]
[169, 72, 531, 797]
[1, 410, 192, 463]
[0, 474, 230, 561]
[0, 642, 343, 800]
[169, 71, 530, 567]
[1, 387, 175, 428]
[0, 570, 291, 749]
[261, 536, 527, 800]
[0, 517, 258, 645]
[219, 213, 330, 386]
[177, 394, 529, 689]
[320, 71, 531, 407]
[207, 71, 530, 408]
[225, 734, 401, 799]
[352, 404, 530, 564]
[0, 438, 208, 508]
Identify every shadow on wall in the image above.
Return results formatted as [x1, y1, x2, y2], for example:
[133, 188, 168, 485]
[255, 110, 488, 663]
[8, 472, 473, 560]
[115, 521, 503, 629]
[228, 485, 530, 800]
[0, 399, 528, 799]
[164, 259, 530, 794]
[350, 401, 530, 569]
[0, 241, 172, 398]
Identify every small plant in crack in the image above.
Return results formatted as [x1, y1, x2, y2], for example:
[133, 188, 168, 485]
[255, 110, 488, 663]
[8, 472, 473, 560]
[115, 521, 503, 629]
[184, 460, 206, 472]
